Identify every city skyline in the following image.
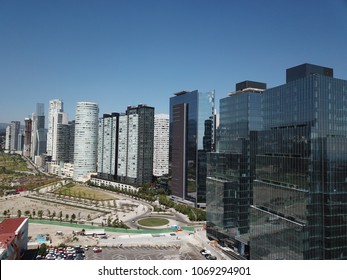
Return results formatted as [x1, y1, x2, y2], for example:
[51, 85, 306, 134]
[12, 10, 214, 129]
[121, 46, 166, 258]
[1, 0, 347, 123]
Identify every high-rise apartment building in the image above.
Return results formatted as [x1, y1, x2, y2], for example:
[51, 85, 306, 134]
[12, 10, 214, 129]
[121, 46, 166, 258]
[206, 81, 265, 259]
[5, 125, 11, 151]
[47, 99, 68, 161]
[169, 90, 215, 207]
[250, 63, 347, 260]
[9, 121, 20, 152]
[23, 118, 32, 157]
[97, 105, 154, 185]
[126, 105, 154, 184]
[117, 113, 128, 180]
[73, 102, 99, 182]
[56, 120, 75, 163]
[17, 129, 24, 152]
[97, 113, 119, 180]
[153, 114, 169, 177]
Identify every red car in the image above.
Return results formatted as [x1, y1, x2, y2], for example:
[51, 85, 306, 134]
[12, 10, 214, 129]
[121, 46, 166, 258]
[93, 247, 102, 253]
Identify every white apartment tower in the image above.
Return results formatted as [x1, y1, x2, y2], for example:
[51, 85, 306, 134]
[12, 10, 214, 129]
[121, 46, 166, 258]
[47, 99, 68, 161]
[5, 125, 10, 152]
[117, 114, 128, 180]
[153, 114, 169, 176]
[73, 102, 99, 182]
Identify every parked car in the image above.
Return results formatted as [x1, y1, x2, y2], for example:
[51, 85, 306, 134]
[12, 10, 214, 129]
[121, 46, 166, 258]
[65, 254, 75, 260]
[75, 253, 85, 260]
[45, 253, 56, 260]
[205, 254, 217, 260]
[93, 247, 102, 253]
[200, 249, 211, 255]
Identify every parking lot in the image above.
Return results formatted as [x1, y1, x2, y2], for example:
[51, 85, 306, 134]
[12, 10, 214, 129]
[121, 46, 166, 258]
[84, 245, 206, 260]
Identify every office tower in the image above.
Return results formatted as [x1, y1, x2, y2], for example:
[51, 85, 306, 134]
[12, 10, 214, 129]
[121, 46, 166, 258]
[23, 118, 32, 157]
[47, 99, 68, 161]
[9, 121, 20, 151]
[153, 114, 169, 177]
[250, 63, 347, 260]
[97, 113, 119, 180]
[206, 81, 265, 259]
[169, 90, 215, 207]
[73, 102, 99, 182]
[30, 103, 46, 160]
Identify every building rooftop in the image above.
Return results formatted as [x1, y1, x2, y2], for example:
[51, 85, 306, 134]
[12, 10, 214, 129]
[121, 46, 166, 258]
[229, 81, 267, 96]
[286, 63, 333, 83]
[174, 90, 191, 96]
[0, 218, 27, 249]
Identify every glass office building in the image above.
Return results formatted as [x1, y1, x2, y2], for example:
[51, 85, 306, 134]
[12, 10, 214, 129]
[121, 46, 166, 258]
[250, 64, 347, 259]
[169, 90, 215, 207]
[206, 81, 265, 259]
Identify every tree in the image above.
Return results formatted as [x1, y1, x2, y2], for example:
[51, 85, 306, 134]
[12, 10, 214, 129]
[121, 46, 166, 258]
[38, 243, 48, 256]
[17, 209, 22, 218]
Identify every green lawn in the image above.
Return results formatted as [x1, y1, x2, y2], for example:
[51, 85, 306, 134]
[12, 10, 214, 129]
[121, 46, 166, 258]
[55, 184, 115, 201]
[137, 218, 169, 227]
[0, 153, 28, 171]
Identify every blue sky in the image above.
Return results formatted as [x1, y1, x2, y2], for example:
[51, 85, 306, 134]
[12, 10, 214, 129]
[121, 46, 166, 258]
[1, 0, 347, 124]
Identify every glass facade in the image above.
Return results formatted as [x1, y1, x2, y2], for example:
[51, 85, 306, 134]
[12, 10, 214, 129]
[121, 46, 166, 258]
[169, 90, 215, 206]
[250, 68, 347, 259]
[206, 83, 264, 259]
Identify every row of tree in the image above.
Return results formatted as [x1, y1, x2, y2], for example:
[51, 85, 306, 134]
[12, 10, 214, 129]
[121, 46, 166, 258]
[3, 209, 89, 222]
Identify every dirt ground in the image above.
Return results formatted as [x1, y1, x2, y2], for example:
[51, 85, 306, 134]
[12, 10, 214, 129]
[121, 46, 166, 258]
[26, 223, 122, 247]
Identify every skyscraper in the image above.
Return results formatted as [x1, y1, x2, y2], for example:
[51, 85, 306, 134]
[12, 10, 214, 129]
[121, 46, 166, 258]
[153, 114, 169, 177]
[9, 121, 20, 152]
[23, 118, 32, 157]
[126, 105, 154, 184]
[97, 113, 119, 180]
[73, 102, 99, 182]
[97, 105, 154, 185]
[47, 99, 68, 161]
[250, 63, 347, 260]
[169, 90, 215, 207]
[206, 81, 265, 259]
[56, 120, 75, 163]
[5, 125, 11, 152]
[31, 103, 46, 160]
